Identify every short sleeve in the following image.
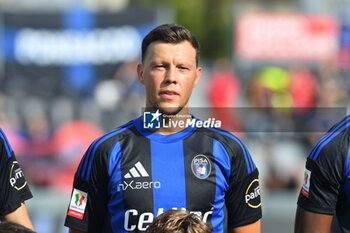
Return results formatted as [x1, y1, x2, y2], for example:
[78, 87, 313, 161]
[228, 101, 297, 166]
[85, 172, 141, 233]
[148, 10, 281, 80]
[64, 142, 110, 232]
[0, 131, 32, 216]
[297, 154, 343, 214]
[224, 138, 262, 228]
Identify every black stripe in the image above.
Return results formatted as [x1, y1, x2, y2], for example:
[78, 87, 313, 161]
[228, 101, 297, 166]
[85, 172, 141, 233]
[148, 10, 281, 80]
[120, 128, 154, 232]
[183, 132, 216, 227]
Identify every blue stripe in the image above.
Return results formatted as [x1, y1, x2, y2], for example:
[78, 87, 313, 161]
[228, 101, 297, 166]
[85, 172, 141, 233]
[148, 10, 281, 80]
[309, 115, 350, 160]
[344, 143, 350, 203]
[212, 140, 230, 232]
[62, 6, 95, 30]
[209, 128, 255, 174]
[108, 141, 127, 233]
[78, 122, 133, 181]
[62, 64, 96, 92]
[151, 140, 186, 213]
[1, 27, 17, 61]
[62, 6, 96, 93]
[310, 116, 350, 160]
[77, 143, 94, 178]
[0, 129, 13, 158]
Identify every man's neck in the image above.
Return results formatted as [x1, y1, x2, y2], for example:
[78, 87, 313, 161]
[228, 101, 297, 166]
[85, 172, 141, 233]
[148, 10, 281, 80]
[154, 114, 192, 135]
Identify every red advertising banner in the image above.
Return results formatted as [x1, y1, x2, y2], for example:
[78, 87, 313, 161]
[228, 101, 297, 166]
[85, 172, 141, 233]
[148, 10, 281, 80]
[235, 12, 338, 61]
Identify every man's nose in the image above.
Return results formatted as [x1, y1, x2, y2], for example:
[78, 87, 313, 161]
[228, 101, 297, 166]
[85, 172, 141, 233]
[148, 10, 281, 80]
[165, 66, 177, 83]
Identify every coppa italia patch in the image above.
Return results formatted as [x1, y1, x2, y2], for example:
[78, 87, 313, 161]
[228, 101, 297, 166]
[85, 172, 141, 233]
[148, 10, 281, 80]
[301, 168, 311, 198]
[67, 188, 88, 220]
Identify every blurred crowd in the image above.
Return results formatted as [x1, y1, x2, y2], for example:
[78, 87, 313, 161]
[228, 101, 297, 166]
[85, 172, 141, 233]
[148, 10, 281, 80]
[0, 59, 145, 192]
[0, 0, 349, 198]
[0, 55, 349, 194]
[206, 57, 349, 192]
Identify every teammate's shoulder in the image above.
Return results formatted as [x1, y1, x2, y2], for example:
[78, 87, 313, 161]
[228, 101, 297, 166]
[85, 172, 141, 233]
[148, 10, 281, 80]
[328, 115, 350, 134]
[308, 115, 350, 161]
[0, 128, 13, 158]
[0, 128, 6, 143]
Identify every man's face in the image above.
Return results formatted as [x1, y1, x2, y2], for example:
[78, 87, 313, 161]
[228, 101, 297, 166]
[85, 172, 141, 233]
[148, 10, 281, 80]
[138, 41, 202, 115]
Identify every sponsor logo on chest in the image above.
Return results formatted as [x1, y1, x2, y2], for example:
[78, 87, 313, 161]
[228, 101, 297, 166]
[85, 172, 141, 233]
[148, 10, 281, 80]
[118, 161, 161, 191]
[124, 208, 213, 231]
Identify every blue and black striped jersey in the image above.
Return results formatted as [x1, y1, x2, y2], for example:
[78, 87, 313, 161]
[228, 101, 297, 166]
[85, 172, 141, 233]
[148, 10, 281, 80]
[0, 128, 32, 216]
[65, 117, 262, 233]
[298, 115, 350, 233]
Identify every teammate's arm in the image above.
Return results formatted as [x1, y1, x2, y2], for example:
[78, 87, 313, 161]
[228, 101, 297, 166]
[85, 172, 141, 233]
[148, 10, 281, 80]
[294, 206, 333, 233]
[232, 220, 261, 233]
[4, 202, 34, 230]
[295, 127, 345, 233]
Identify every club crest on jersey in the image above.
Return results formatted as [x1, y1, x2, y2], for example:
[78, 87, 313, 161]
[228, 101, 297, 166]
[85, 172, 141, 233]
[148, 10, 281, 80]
[301, 168, 311, 198]
[67, 189, 88, 220]
[191, 154, 211, 179]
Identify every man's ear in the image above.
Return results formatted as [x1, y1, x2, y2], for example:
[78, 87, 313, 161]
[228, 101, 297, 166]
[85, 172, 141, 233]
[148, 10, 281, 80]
[137, 63, 144, 85]
[194, 67, 202, 87]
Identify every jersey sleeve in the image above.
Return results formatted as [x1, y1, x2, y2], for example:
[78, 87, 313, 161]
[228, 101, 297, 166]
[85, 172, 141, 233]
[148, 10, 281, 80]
[64, 141, 110, 232]
[297, 138, 344, 215]
[0, 130, 32, 216]
[224, 136, 262, 228]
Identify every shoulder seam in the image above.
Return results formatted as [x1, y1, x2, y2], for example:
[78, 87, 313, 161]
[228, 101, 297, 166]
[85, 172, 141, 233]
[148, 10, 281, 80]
[309, 115, 350, 160]
[206, 128, 255, 174]
[77, 121, 134, 181]
[0, 129, 13, 158]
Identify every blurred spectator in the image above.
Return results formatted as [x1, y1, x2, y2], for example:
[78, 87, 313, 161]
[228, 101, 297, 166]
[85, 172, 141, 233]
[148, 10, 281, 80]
[50, 96, 75, 130]
[207, 58, 240, 107]
[206, 58, 242, 132]
[95, 60, 144, 130]
[244, 66, 317, 190]
[0, 93, 27, 155]
[301, 74, 346, 150]
[316, 77, 345, 107]
[244, 66, 295, 133]
[17, 98, 55, 186]
[52, 120, 103, 192]
[288, 67, 317, 110]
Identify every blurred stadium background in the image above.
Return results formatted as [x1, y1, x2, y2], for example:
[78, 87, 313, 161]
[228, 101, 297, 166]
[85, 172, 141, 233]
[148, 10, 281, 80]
[0, 0, 349, 232]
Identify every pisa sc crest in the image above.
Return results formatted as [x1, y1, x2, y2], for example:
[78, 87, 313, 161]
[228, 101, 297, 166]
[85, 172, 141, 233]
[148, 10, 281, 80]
[191, 154, 211, 179]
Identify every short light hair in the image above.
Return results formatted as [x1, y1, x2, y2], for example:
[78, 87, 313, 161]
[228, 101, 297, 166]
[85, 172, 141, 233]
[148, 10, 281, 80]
[0, 221, 36, 233]
[146, 210, 211, 233]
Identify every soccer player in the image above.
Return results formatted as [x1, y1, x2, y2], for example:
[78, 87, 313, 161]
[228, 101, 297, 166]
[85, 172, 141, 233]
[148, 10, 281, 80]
[65, 24, 261, 233]
[0, 129, 33, 230]
[295, 115, 350, 233]
[145, 209, 211, 233]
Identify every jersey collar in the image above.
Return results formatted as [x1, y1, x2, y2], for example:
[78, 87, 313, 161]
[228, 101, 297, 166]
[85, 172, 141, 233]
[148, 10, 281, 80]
[133, 116, 197, 143]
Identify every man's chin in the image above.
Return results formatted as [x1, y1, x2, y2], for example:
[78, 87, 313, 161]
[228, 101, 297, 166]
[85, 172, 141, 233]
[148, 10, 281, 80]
[158, 106, 184, 115]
